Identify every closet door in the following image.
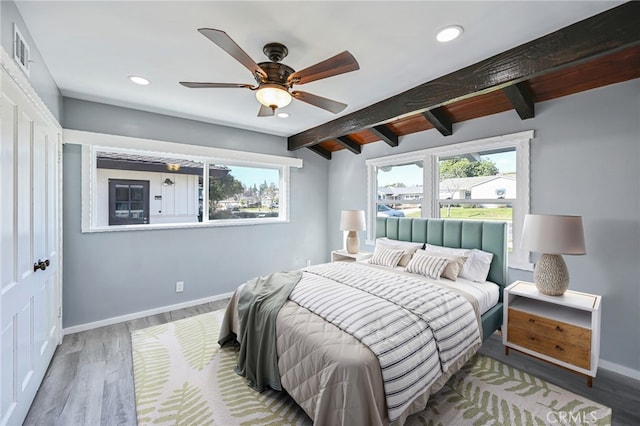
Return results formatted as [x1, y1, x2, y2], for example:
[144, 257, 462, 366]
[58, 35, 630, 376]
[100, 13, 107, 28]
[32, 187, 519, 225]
[1, 65, 62, 426]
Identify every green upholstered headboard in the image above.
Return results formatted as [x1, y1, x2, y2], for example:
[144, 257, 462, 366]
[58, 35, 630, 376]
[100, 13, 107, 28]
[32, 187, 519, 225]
[375, 217, 508, 287]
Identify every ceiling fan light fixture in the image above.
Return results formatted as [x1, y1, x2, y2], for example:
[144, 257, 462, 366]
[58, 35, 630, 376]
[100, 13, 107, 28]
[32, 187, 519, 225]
[436, 25, 463, 43]
[256, 84, 292, 109]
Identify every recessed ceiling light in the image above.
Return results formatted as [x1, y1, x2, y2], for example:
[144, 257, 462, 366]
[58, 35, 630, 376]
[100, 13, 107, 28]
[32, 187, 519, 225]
[277, 112, 290, 118]
[128, 75, 150, 85]
[436, 25, 463, 43]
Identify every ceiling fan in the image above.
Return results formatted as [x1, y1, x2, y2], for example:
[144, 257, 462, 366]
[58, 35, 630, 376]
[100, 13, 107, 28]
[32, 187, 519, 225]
[179, 29, 359, 117]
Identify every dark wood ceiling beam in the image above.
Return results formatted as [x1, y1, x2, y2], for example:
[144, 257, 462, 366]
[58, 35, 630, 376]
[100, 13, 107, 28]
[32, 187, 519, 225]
[288, 1, 640, 151]
[422, 107, 453, 136]
[503, 82, 535, 119]
[336, 136, 362, 154]
[369, 125, 399, 147]
[307, 145, 331, 160]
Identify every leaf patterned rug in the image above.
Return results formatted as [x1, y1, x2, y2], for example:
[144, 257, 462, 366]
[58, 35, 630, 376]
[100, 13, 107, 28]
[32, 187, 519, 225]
[131, 310, 612, 425]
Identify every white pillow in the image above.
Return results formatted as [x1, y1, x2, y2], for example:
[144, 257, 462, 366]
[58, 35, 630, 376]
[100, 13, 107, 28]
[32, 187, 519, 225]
[417, 249, 468, 281]
[423, 244, 493, 282]
[375, 238, 423, 267]
[369, 247, 405, 268]
[459, 249, 493, 282]
[405, 252, 449, 279]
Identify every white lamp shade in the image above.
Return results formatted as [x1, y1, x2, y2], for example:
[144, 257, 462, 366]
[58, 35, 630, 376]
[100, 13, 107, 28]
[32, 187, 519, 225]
[340, 210, 366, 231]
[521, 214, 586, 255]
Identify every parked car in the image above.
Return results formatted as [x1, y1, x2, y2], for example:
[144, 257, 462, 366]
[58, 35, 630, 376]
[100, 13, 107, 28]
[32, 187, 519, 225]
[377, 204, 405, 217]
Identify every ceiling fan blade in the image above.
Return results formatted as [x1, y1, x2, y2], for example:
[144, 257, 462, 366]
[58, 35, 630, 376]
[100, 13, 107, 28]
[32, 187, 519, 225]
[292, 91, 347, 114]
[257, 104, 275, 117]
[288, 51, 359, 85]
[198, 28, 267, 80]
[179, 82, 254, 89]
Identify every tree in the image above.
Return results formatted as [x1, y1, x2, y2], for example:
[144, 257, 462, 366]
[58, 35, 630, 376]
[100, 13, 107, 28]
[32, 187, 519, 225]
[439, 158, 499, 217]
[209, 174, 244, 210]
[439, 158, 498, 179]
[384, 182, 406, 188]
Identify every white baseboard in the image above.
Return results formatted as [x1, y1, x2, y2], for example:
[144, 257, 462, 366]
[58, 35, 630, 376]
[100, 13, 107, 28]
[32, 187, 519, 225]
[63, 292, 233, 335]
[599, 359, 640, 381]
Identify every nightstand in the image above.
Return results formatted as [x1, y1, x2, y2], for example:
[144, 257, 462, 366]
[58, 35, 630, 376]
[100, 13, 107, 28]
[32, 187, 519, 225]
[331, 249, 373, 263]
[503, 281, 601, 387]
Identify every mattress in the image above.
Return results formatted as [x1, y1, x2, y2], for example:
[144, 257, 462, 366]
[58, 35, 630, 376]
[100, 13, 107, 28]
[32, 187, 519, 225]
[429, 277, 499, 315]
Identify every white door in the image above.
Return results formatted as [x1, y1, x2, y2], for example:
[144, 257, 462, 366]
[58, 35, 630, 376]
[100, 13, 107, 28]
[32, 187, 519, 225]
[1, 62, 62, 425]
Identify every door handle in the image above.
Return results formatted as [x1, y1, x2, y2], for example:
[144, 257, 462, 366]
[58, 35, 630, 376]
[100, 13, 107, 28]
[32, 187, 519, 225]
[33, 259, 50, 272]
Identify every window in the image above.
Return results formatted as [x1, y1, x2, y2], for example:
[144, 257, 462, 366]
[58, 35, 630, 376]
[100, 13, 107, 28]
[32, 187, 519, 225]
[375, 162, 423, 216]
[208, 164, 281, 221]
[109, 179, 149, 225]
[367, 131, 532, 269]
[73, 130, 302, 232]
[438, 149, 515, 222]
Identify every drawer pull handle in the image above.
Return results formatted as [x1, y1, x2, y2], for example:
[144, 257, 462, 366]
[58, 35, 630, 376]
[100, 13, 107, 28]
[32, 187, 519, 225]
[555, 345, 564, 352]
[555, 326, 563, 332]
[529, 336, 536, 341]
[528, 319, 535, 323]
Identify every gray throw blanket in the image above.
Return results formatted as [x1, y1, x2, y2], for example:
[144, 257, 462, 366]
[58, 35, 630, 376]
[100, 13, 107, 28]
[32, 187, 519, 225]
[218, 271, 302, 392]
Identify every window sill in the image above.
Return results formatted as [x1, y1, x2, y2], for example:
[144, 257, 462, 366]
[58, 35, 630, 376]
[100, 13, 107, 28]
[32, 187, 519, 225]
[82, 217, 289, 233]
[508, 261, 534, 272]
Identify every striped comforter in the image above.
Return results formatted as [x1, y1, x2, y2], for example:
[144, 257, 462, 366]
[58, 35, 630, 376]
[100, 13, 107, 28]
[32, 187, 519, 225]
[288, 262, 481, 423]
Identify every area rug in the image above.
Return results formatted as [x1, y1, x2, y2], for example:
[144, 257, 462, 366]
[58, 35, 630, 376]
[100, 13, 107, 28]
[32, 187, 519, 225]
[131, 310, 612, 425]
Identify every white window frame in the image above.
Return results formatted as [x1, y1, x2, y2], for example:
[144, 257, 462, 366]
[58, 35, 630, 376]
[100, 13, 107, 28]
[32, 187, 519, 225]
[65, 129, 303, 233]
[366, 130, 533, 270]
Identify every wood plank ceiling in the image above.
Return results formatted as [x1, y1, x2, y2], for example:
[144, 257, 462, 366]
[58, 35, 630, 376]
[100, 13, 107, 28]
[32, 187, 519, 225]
[288, 1, 640, 160]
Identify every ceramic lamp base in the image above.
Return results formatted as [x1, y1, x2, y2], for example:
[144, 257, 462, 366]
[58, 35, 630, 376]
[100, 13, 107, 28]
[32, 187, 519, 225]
[534, 253, 570, 296]
[346, 231, 359, 254]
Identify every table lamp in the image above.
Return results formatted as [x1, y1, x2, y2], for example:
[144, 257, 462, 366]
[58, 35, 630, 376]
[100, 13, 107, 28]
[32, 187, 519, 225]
[521, 214, 586, 296]
[340, 210, 366, 254]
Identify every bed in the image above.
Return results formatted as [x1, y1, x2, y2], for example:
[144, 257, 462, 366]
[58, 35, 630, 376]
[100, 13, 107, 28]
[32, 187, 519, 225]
[220, 217, 507, 425]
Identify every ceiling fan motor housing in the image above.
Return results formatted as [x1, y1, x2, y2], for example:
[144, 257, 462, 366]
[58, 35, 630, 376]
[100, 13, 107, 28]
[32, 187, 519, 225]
[255, 62, 295, 88]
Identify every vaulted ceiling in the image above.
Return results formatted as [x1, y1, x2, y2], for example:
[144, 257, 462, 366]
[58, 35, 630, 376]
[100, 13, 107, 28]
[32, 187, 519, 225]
[288, 1, 640, 159]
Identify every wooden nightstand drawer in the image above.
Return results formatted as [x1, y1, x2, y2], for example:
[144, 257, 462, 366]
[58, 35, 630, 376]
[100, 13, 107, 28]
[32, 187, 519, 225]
[507, 325, 591, 369]
[507, 308, 591, 350]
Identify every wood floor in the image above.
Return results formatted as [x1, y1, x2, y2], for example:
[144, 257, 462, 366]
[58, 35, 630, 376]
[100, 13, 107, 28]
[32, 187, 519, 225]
[25, 301, 640, 425]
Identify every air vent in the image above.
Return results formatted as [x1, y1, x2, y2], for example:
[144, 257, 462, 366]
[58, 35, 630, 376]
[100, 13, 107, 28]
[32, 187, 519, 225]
[13, 23, 31, 77]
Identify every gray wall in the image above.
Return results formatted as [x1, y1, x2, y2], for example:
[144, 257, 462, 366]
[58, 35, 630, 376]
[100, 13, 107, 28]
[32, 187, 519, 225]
[63, 98, 329, 327]
[327, 80, 640, 373]
[1, 0, 63, 121]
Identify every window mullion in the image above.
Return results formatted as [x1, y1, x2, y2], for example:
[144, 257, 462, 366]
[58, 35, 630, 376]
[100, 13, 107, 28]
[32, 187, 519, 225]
[424, 154, 437, 218]
[202, 160, 210, 223]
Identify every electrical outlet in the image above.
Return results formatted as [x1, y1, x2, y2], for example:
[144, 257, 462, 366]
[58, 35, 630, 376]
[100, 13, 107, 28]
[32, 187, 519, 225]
[176, 281, 184, 292]
[306, 259, 311, 267]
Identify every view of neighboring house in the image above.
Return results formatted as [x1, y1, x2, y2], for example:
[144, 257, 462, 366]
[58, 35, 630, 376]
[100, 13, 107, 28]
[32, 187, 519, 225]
[378, 175, 516, 208]
[439, 175, 516, 201]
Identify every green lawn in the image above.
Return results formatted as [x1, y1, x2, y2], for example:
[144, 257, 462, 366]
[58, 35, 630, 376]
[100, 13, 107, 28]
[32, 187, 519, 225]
[406, 207, 512, 220]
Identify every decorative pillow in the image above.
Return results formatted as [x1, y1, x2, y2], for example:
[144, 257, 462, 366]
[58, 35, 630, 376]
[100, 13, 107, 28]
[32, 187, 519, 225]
[405, 252, 450, 279]
[423, 244, 494, 282]
[369, 247, 405, 268]
[417, 249, 468, 281]
[459, 249, 494, 282]
[375, 238, 423, 267]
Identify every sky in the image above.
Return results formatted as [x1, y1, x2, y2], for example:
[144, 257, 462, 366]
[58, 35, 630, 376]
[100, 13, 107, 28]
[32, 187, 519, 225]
[227, 165, 279, 188]
[377, 151, 516, 187]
